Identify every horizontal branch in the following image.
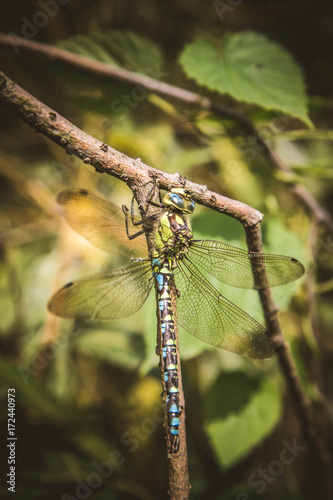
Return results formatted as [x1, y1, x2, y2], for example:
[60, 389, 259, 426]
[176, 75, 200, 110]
[0, 70, 263, 226]
[1, 33, 332, 233]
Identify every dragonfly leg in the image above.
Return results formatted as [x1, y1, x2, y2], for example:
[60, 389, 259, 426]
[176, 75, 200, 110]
[122, 186, 161, 240]
[122, 204, 146, 240]
[130, 183, 163, 220]
[145, 182, 164, 210]
[170, 434, 180, 454]
[179, 174, 187, 188]
[147, 181, 162, 203]
[130, 196, 145, 226]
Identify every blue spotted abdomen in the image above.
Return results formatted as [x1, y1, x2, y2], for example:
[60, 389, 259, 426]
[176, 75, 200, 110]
[154, 258, 180, 453]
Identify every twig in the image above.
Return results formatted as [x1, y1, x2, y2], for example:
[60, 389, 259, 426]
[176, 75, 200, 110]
[1, 70, 331, 499]
[0, 33, 332, 234]
[0, 34, 244, 122]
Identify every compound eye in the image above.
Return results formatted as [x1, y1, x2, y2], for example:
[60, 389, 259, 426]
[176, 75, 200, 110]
[186, 201, 195, 213]
[169, 193, 185, 209]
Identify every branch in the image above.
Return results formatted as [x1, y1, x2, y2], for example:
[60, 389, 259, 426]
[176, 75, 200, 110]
[0, 70, 262, 226]
[0, 70, 193, 499]
[1, 70, 331, 498]
[0, 34, 245, 122]
[245, 224, 332, 499]
[1, 33, 332, 233]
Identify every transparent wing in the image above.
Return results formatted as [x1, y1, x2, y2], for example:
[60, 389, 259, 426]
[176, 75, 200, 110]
[187, 240, 305, 289]
[174, 258, 274, 359]
[56, 189, 148, 258]
[48, 260, 153, 320]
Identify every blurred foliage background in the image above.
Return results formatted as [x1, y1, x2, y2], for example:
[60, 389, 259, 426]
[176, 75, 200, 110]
[0, 1, 332, 499]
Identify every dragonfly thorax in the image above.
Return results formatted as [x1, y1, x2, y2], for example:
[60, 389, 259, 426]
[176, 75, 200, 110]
[152, 189, 195, 262]
[153, 211, 193, 264]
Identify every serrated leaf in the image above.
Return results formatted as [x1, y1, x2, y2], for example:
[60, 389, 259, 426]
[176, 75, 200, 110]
[60, 34, 119, 64]
[204, 371, 281, 468]
[58, 30, 163, 77]
[179, 31, 311, 126]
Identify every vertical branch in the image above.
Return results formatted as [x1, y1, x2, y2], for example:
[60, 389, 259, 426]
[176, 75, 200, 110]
[136, 183, 190, 499]
[245, 222, 332, 500]
[155, 281, 190, 500]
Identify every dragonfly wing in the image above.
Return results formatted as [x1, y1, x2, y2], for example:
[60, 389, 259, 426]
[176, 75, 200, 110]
[188, 240, 304, 289]
[174, 258, 274, 359]
[48, 260, 153, 320]
[57, 189, 148, 258]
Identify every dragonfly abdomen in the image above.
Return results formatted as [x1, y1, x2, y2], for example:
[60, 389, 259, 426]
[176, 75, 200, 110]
[155, 259, 180, 454]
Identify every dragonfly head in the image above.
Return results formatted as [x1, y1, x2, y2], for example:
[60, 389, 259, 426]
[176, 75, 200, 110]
[163, 188, 195, 214]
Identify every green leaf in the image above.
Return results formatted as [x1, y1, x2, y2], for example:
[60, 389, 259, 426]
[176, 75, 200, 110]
[58, 30, 164, 77]
[74, 329, 144, 370]
[59, 34, 118, 64]
[0, 264, 15, 333]
[179, 31, 311, 126]
[262, 219, 306, 310]
[55, 31, 164, 116]
[192, 210, 244, 242]
[0, 356, 75, 424]
[204, 371, 282, 468]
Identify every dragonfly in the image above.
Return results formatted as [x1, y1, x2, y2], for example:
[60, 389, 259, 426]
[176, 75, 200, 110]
[48, 187, 305, 453]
